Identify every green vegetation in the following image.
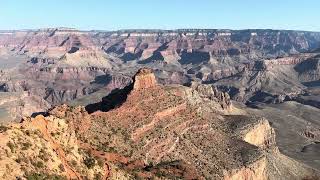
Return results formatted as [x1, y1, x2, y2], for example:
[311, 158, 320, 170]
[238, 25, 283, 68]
[155, 170, 167, 178]
[6, 141, 15, 153]
[15, 157, 22, 163]
[25, 130, 31, 136]
[70, 160, 77, 167]
[21, 142, 32, 150]
[33, 161, 45, 168]
[84, 156, 96, 169]
[58, 164, 65, 172]
[39, 149, 50, 162]
[0, 125, 8, 133]
[94, 173, 103, 180]
[15, 156, 29, 164]
[97, 158, 104, 167]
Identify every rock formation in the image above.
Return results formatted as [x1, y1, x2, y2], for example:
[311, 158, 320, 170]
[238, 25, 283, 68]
[133, 68, 157, 90]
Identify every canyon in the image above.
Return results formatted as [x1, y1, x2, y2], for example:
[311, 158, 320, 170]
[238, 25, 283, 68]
[0, 28, 320, 179]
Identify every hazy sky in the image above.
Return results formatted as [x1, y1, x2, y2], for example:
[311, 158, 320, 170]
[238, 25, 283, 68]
[0, 0, 319, 31]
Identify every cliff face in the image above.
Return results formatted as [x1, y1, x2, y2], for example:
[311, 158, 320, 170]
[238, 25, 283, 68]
[1, 29, 320, 62]
[133, 68, 157, 90]
[224, 115, 276, 149]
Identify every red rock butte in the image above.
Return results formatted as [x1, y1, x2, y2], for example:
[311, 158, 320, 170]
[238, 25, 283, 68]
[133, 68, 157, 90]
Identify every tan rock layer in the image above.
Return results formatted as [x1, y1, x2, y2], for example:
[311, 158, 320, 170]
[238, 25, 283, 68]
[133, 68, 157, 90]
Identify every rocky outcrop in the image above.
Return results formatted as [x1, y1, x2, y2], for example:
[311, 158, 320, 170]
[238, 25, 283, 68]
[133, 68, 157, 90]
[223, 157, 267, 180]
[225, 115, 276, 149]
[190, 83, 232, 110]
[242, 119, 276, 149]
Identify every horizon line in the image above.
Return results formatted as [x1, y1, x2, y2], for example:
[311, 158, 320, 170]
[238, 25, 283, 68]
[0, 27, 320, 33]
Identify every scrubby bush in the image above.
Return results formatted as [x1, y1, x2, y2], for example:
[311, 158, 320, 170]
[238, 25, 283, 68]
[58, 164, 65, 172]
[33, 161, 44, 168]
[94, 173, 103, 180]
[97, 158, 104, 167]
[84, 157, 96, 169]
[21, 142, 32, 150]
[70, 160, 77, 167]
[39, 149, 50, 162]
[6, 141, 15, 153]
[0, 125, 8, 133]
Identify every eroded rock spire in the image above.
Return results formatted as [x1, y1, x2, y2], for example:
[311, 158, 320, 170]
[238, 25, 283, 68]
[133, 68, 157, 90]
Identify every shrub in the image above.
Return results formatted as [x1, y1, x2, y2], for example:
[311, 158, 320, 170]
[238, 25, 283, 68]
[94, 173, 103, 180]
[25, 130, 31, 136]
[32, 161, 44, 169]
[97, 158, 104, 167]
[39, 149, 49, 162]
[21, 142, 32, 150]
[0, 125, 8, 133]
[70, 160, 77, 167]
[58, 164, 65, 172]
[15, 157, 22, 163]
[6, 141, 15, 153]
[84, 157, 96, 169]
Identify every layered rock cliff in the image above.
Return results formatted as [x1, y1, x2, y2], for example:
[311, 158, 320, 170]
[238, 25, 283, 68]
[1, 29, 320, 63]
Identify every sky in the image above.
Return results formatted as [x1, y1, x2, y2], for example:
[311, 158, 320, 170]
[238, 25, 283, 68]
[0, 0, 319, 31]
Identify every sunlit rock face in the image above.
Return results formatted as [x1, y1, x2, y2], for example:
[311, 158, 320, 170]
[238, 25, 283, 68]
[133, 68, 157, 90]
